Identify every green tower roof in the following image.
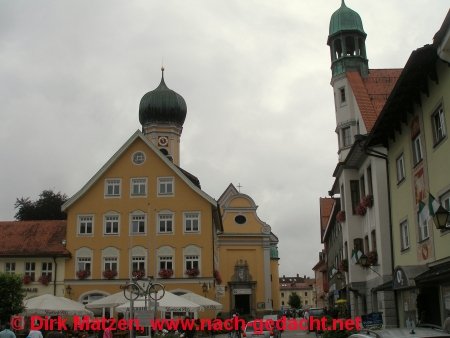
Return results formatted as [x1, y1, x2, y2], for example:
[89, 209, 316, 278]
[329, 0, 365, 36]
[139, 68, 187, 127]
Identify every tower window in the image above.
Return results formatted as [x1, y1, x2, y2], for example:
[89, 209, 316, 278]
[339, 87, 346, 104]
[345, 36, 356, 56]
[342, 127, 352, 147]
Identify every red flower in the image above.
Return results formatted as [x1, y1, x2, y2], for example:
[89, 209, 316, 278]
[336, 210, 346, 222]
[356, 204, 367, 216]
[185, 268, 200, 277]
[38, 275, 50, 286]
[361, 195, 374, 208]
[132, 270, 145, 280]
[213, 270, 222, 285]
[23, 275, 32, 285]
[102, 269, 117, 280]
[158, 269, 174, 279]
[76, 270, 91, 279]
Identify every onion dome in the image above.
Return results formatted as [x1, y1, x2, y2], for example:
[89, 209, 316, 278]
[139, 68, 187, 127]
[329, 0, 365, 37]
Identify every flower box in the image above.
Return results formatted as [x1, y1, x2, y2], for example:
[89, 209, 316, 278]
[23, 275, 32, 285]
[76, 270, 90, 280]
[132, 269, 145, 280]
[356, 204, 367, 216]
[367, 251, 378, 266]
[213, 270, 222, 285]
[103, 269, 117, 279]
[185, 268, 200, 277]
[361, 195, 374, 208]
[158, 269, 174, 279]
[336, 210, 346, 222]
[38, 275, 50, 286]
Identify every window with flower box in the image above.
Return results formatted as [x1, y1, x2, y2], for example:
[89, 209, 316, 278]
[41, 262, 52, 281]
[25, 262, 36, 281]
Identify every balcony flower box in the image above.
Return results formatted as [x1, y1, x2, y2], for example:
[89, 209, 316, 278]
[132, 269, 145, 280]
[367, 251, 378, 266]
[361, 195, 374, 208]
[356, 204, 367, 216]
[38, 275, 50, 286]
[103, 269, 118, 280]
[23, 275, 32, 285]
[213, 270, 222, 285]
[339, 259, 348, 272]
[185, 268, 200, 278]
[76, 270, 90, 280]
[336, 210, 346, 223]
[158, 269, 174, 279]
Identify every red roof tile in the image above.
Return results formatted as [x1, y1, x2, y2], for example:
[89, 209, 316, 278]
[0, 220, 70, 257]
[319, 198, 335, 232]
[347, 69, 402, 132]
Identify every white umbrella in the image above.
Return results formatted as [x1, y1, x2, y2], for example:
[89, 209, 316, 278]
[116, 291, 201, 313]
[180, 293, 223, 310]
[85, 291, 128, 309]
[23, 294, 93, 316]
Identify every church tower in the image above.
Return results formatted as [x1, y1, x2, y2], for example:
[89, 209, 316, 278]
[139, 68, 187, 166]
[327, 0, 368, 161]
[327, 0, 368, 80]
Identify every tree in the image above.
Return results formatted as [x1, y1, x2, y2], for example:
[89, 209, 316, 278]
[0, 273, 26, 324]
[14, 189, 68, 220]
[288, 292, 302, 309]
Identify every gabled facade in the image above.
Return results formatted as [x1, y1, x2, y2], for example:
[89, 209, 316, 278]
[217, 184, 280, 317]
[0, 220, 70, 298]
[369, 10, 450, 327]
[61, 70, 280, 316]
[325, 1, 400, 327]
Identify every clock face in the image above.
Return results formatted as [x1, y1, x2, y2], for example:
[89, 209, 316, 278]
[158, 136, 169, 147]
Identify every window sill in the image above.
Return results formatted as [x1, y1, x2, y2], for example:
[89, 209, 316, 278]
[400, 247, 410, 253]
[433, 136, 447, 149]
[412, 159, 423, 169]
[397, 177, 406, 186]
[417, 237, 430, 244]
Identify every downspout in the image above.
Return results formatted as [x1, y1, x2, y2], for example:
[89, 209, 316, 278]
[53, 256, 57, 296]
[364, 145, 399, 327]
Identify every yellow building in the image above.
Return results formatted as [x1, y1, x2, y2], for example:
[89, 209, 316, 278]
[62, 69, 280, 317]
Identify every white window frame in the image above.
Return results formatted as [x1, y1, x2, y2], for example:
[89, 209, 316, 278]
[440, 191, 450, 229]
[157, 212, 174, 234]
[418, 214, 430, 242]
[5, 262, 15, 275]
[158, 177, 174, 196]
[132, 256, 146, 273]
[396, 153, 406, 183]
[400, 220, 410, 251]
[105, 178, 121, 198]
[184, 212, 200, 233]
[103, 257, 118, 273]
[159, 256, 174, 271]
[41, 262, 53, 281]
[342, 127, 352, 147]
[185, 255, 199, 271]
[104, 214, 120, 235]
[77, 215, 94, 236]
[130, 212, 146, 235]
[25, 262, 36, 281]
[412, 134, 423, 165]
[432, 105, 446, 145]
[130, 177, 147, 197]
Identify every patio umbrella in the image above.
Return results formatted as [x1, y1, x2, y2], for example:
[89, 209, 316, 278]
[23, 294, 93, 316]
[85, 291, 128, 309]
[116, 290, 201, 313]
[179, 293, 223, 310]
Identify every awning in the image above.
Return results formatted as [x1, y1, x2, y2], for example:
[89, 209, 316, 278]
[415, 261, 450, 284]
[393, 265, 429, 290]
[372, 280, 393, 292]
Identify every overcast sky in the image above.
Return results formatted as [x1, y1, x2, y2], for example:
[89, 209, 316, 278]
[1, 1, 448, 277]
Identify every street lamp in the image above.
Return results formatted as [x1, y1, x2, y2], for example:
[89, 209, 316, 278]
[202, 282, 208, 297]
[433, 205, 450, 229]
[65, 285, 72, 298]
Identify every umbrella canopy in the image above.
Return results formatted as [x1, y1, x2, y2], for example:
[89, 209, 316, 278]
[116, 291, 201, 313]
[23, 294, 93, 316]
[179, 293, 223, 310]
[85, 291, 128, 309]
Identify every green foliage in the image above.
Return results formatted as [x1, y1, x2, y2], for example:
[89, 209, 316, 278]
[0, 273, 26, 323]
[15, 189, 68, 220]
[322, 316, 357, 338]
[288, 292, 301, 309]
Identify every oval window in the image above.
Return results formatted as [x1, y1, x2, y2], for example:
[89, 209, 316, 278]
[235, 215, 246, 224]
